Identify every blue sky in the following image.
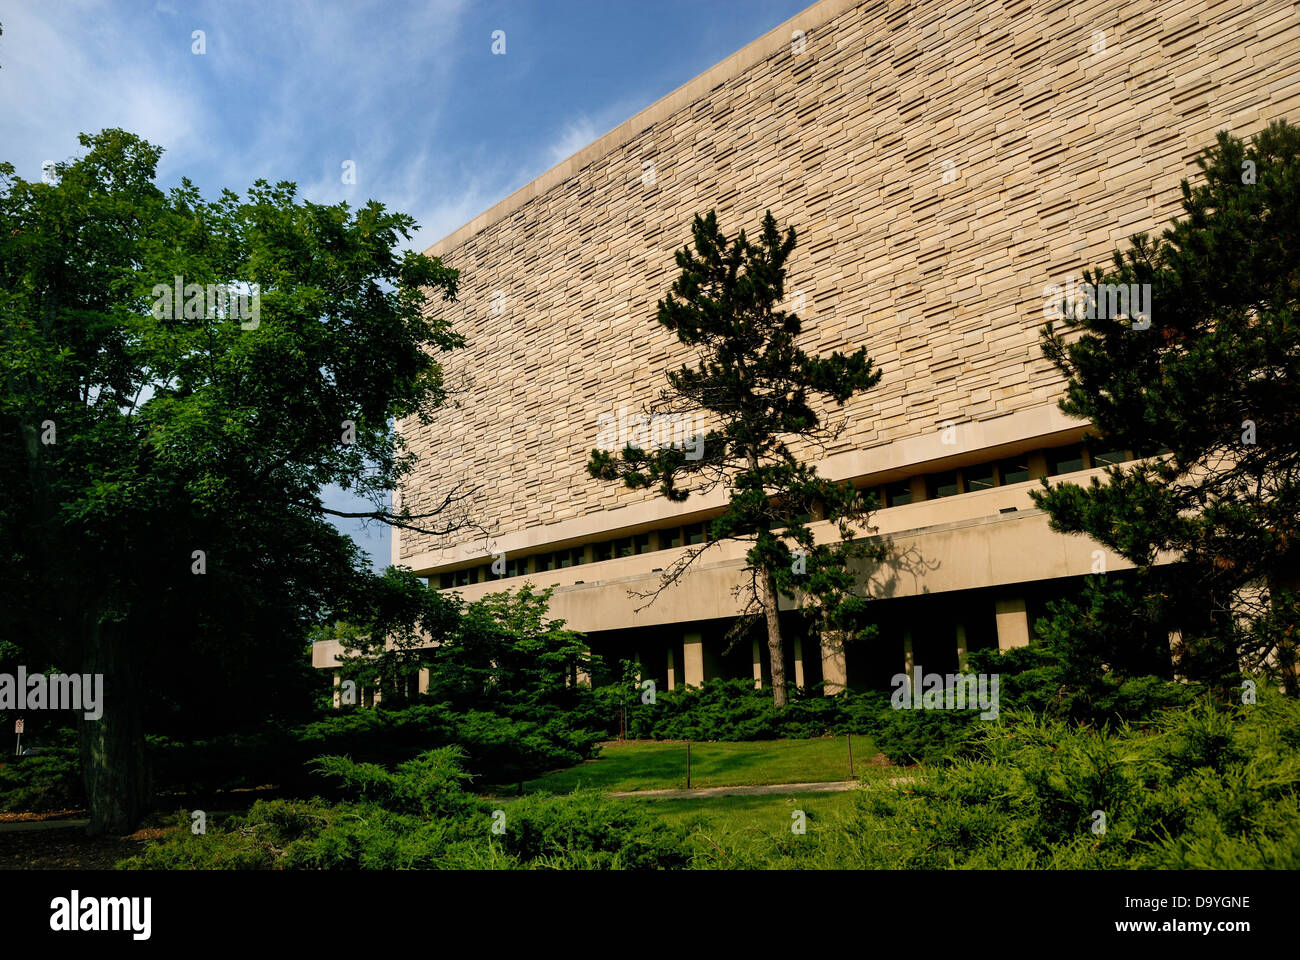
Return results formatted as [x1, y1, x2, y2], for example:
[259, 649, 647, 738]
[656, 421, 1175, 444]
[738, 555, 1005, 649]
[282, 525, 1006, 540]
[0, 0, 813, 571]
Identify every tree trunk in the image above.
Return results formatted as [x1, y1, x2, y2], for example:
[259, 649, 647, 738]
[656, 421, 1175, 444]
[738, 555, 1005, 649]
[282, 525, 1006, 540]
[78, 618, 149, 835]
[759, 564, 788, 707]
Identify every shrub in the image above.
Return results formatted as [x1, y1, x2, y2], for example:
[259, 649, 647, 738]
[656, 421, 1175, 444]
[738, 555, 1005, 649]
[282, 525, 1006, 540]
[310, 746, 477, 819]
[122, 748, 691, 870]
[491, 790, 692, 870]
[855, 691, 980, 766]
[713, 690, 1300, 869]
[614, 678, 852, 742]
[0, 747, 83, 813]
[151, 702, 604, 797]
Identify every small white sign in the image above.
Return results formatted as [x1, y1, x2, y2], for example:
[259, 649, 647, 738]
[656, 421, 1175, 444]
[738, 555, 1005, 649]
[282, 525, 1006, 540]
[14, 719, 23, 734]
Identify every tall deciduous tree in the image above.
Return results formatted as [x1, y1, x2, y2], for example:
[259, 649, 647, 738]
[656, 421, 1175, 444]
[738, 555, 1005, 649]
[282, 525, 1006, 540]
[589, 211, 883, 707]
[0, 130, 465, 831]
[1034, 121, 1300, 694]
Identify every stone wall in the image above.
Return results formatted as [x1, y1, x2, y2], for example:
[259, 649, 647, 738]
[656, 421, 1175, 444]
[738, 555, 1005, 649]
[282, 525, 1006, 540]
[398, 0, 1300, 567]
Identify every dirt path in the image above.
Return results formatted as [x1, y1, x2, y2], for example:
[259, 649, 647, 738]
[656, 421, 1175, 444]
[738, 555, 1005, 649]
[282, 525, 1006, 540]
[0, 818, 91, 832]
[0, 822, 165, 870]
[610, 778, 879, 800]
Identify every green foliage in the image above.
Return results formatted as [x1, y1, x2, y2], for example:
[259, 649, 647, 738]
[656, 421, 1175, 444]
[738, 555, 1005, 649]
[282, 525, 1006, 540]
[310, 746, 476, 819]
[588, 210, 884, 705]
[334, 582, 603, 718]
[0, 747, 82, 813]
[601, 641, 1207, 769]
[616, 678, 843, 741]
[490, 791, 692, 869]
[152, 701, 603, 796]
[856, 692, 980, 766]
[707, 691, 1300, 869]
[605, 676, 972, 765]
[0, 587, 606, 813]
[0, 129, 463, 830]
[122, 749, 690, 870]
[423, 585, 600, 715]
[133, 692, 1300, 870]
[326, 566, 463, 701]
[964, 635, 1201, 727]
[119, 800, 456, 870]
[1034, 120, 1300, 692]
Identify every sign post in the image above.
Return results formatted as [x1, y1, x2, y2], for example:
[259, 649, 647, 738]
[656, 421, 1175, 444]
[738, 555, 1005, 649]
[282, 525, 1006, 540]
[14, 718, 24, 756]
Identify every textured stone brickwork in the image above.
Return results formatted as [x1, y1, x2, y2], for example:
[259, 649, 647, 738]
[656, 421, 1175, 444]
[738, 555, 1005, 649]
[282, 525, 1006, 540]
[399, 0, 1300, 567]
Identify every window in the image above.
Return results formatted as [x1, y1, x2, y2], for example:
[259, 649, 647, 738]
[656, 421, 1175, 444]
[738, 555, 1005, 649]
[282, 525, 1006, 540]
[1089, 444, 1128, 467]
[439, 568, 476, 588]
[684, 523, 706, 545]
[633, 533, 652, 555]
[665, 527, 684, 549]
[537, 549, 583, 572]
[996, 457, 1031, 485]
[614, 536, 635, 558]
[885, 481, 911, 507]
[926, 470, 960, 499]
[964, 463, 996, 492]
[593, 541, 613, 562]
[486, 556, 526, 579]
[1046, 444, 1085, 476]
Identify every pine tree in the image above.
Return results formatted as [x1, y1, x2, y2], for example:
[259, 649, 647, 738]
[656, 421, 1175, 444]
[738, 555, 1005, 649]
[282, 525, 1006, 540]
[1034, 121, 1300, 693]
[588, 210, 883, 706]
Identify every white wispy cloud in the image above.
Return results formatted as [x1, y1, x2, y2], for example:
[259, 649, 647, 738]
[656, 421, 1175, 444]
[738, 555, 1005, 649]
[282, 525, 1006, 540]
[0, 1, 205, 178]
[543, 115, 600, 168]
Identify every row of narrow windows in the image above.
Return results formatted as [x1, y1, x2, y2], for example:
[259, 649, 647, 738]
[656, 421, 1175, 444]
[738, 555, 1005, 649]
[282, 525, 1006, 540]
[434, 439, 1166, 589]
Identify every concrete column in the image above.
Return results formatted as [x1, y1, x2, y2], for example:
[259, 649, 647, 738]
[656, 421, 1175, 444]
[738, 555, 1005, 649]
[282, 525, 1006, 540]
[793, 635, 805, 689]
[333, 671, 342, 709]
[820, 632, 846, 696]
[683, 632, 704, 688]
[995, 597, 1031, 650]
[955, 622, 968, 671]
[666, 646, 677, 692]
[903, 630, 914, 674]
[751, 637, 763, 689]
[908, 475, 928, 503]
[1028, 451, 1049, 481]
[418, 668, 430, 695]
[632, 652, 643, 683]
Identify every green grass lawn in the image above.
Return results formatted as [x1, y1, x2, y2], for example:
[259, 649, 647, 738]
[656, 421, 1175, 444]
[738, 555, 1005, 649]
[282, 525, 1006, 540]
[639, 790, 861, 866]
[520, 736, 888, 794]
[486, 786, 865, 868]
[637, 788, 858, 828]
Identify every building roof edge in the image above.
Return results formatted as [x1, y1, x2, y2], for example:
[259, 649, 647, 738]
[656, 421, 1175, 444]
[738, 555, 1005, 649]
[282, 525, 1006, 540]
[422, 0, 857, 259]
